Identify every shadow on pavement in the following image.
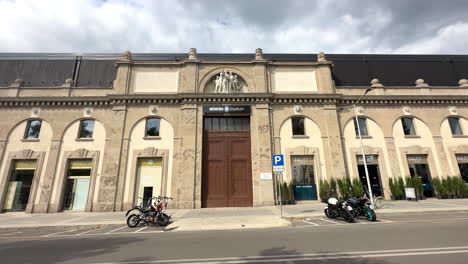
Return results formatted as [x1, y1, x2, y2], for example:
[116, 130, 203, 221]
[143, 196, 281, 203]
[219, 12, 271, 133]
[0, 236, 144, 264]
[257, 247, 391, 264]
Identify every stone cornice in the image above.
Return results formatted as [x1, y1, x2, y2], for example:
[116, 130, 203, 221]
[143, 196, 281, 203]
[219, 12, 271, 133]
[1, 94, 468, 107]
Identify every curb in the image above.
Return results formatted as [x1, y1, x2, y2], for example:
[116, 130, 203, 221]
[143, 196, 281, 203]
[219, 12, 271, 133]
[0, 223, 122, 232]
[283, 208, 468, 221]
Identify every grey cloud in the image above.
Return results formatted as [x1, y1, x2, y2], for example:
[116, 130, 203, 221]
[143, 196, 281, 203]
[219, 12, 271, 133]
[0, 0, 467, 54]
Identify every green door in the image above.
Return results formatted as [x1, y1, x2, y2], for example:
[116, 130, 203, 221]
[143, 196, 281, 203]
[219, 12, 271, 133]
[291, 155, 317, 200]
[72, 178, 90, 211]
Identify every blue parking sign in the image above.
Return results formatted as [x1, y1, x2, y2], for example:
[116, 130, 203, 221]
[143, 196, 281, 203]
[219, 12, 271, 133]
[272, 155, 284, 166]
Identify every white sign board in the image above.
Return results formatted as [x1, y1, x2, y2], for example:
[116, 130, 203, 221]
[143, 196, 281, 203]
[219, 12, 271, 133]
[405, 188, 416, 199]
[260, 172, 272, 180]
[273, 166, 284, 172]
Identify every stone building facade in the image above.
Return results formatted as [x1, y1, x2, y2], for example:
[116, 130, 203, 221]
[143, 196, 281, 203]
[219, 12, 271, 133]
[1, 49, 468, 213]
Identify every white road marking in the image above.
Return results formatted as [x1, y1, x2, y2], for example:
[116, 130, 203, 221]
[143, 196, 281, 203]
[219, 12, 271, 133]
[41, 229, 77, 237]
[74, 227, 108, 236]
[105, 226, 127, 234]
[134, 226, 148, 233]
[89, 246, 468, 264]
[302, 220, 320, 226]
[319, 218, 341, 224]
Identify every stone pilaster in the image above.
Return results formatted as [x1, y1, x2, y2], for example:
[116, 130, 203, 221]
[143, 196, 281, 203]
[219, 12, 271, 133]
[384, 137, 401, 178]
[433, 136, 450, 177]
[171, 104, 198, 208]
[252, 104, 274, 206]
[322, 105, 347, 179]
[33, 139, 61, 213]
[95, 105, 126, 211]
[114, 137, 130, 211]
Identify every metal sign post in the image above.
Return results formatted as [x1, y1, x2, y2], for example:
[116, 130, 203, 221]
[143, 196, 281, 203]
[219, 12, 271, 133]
[272, 155, 285, 218]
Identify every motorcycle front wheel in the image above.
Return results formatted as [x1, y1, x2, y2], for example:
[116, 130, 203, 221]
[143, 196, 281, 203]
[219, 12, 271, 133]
[344, 210, 355, 223]
[127, 214, 140, 228]
[157, 213, 170, 226]
[324, 208, 336, 219]
[365, 209, 377, 222]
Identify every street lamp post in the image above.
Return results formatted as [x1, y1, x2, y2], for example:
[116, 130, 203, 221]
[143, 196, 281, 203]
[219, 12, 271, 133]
[341, 87, 375, 207]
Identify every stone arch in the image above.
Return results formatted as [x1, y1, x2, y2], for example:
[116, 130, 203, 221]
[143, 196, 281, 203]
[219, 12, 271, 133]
[200, 67, 253, 93]
[4, 117, 53, 141]
[343, 115, 382, 134]
[279, 115, 325, 184]
[126, 115, 174, 140]
[277, 114, 324, 137]
[59, 117, 108, 142]
[392, 115, 433, 139]
[122, 115, 175, 210]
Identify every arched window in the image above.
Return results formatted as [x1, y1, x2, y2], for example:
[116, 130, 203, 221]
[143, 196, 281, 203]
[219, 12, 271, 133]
[291, 117, 305, 136]
[24, 119, 42, 139]
[353, 117, 368, 136]
[145, 118, 161, 137]
[448, 117, 463, 135]
[78, 119, 95, 138]
[401, 117, 416, 136]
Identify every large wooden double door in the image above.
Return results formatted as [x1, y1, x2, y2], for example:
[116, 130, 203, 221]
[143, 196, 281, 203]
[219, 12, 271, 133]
[202, 117, 253, 207]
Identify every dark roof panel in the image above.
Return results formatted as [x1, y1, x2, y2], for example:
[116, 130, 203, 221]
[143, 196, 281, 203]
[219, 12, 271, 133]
[1, 53, 468, 87]
[0, 59, 75, 87]
[76, 59, 116, 87]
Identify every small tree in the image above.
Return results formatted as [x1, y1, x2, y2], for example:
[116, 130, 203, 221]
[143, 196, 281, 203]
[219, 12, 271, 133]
[329, 178, 338, 198]
[397, 177, 405, 199]
[432, 178, 442, 197]
[404, 176, 414, 188]
[442, 178, 450, 197]
[351, 178, 365, 197]
[412, 177, 424, 198]
[337, 178, 349, 198]
[389, 178, 396, 200]
[319, 179, 331, 202]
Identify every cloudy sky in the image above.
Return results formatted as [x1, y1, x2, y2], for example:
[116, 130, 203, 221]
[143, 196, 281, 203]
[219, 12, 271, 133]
[1, 0, 468, 54]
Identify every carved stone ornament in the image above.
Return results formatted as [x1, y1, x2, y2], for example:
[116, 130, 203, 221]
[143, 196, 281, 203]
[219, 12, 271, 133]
[415, 79, 430, 88]
[449, 106, 458, 114]
[370, 78, 384, 88]
[403, 106, 411, 115]
[294, 105, 302, 114]
[188, 48, 198, 60]
[255, 48, 264, 60]
[356, 106, 364, 114]
[459, 79, 468, 87]
[317, 52, 327, 62]
[84, 107, 92, 116]
[207, 69, 245, 93]
[122, 50, 132, 62]
[149, 105, 158, 114]
[31, 108, 40, 117]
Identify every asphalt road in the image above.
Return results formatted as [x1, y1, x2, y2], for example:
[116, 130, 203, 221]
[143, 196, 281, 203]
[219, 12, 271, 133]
[0, 211, 468, 264]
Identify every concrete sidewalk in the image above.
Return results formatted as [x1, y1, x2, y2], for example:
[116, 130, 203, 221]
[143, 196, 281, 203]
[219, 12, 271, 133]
[0, 199, 466, 232]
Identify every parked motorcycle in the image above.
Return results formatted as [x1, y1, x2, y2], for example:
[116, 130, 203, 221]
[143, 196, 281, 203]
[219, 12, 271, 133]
[346, 195, 377, 221]
[324, 197, 355, 223]
[126, 196, 173, 228]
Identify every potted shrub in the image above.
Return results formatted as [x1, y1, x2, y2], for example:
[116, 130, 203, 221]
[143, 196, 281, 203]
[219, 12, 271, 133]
[352, 178, 364, 197]
[319, 179, 331, 203]
[329, 178, 338, 198]
[441, 178, 450, 199]
[389, 178, 396, 200]
[283, 182, 290, 204]
[412, 177, 424, 200]
[432, 178, 442, 199]
[397, 177, 405, 200]
[288, 182, 295, 204]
